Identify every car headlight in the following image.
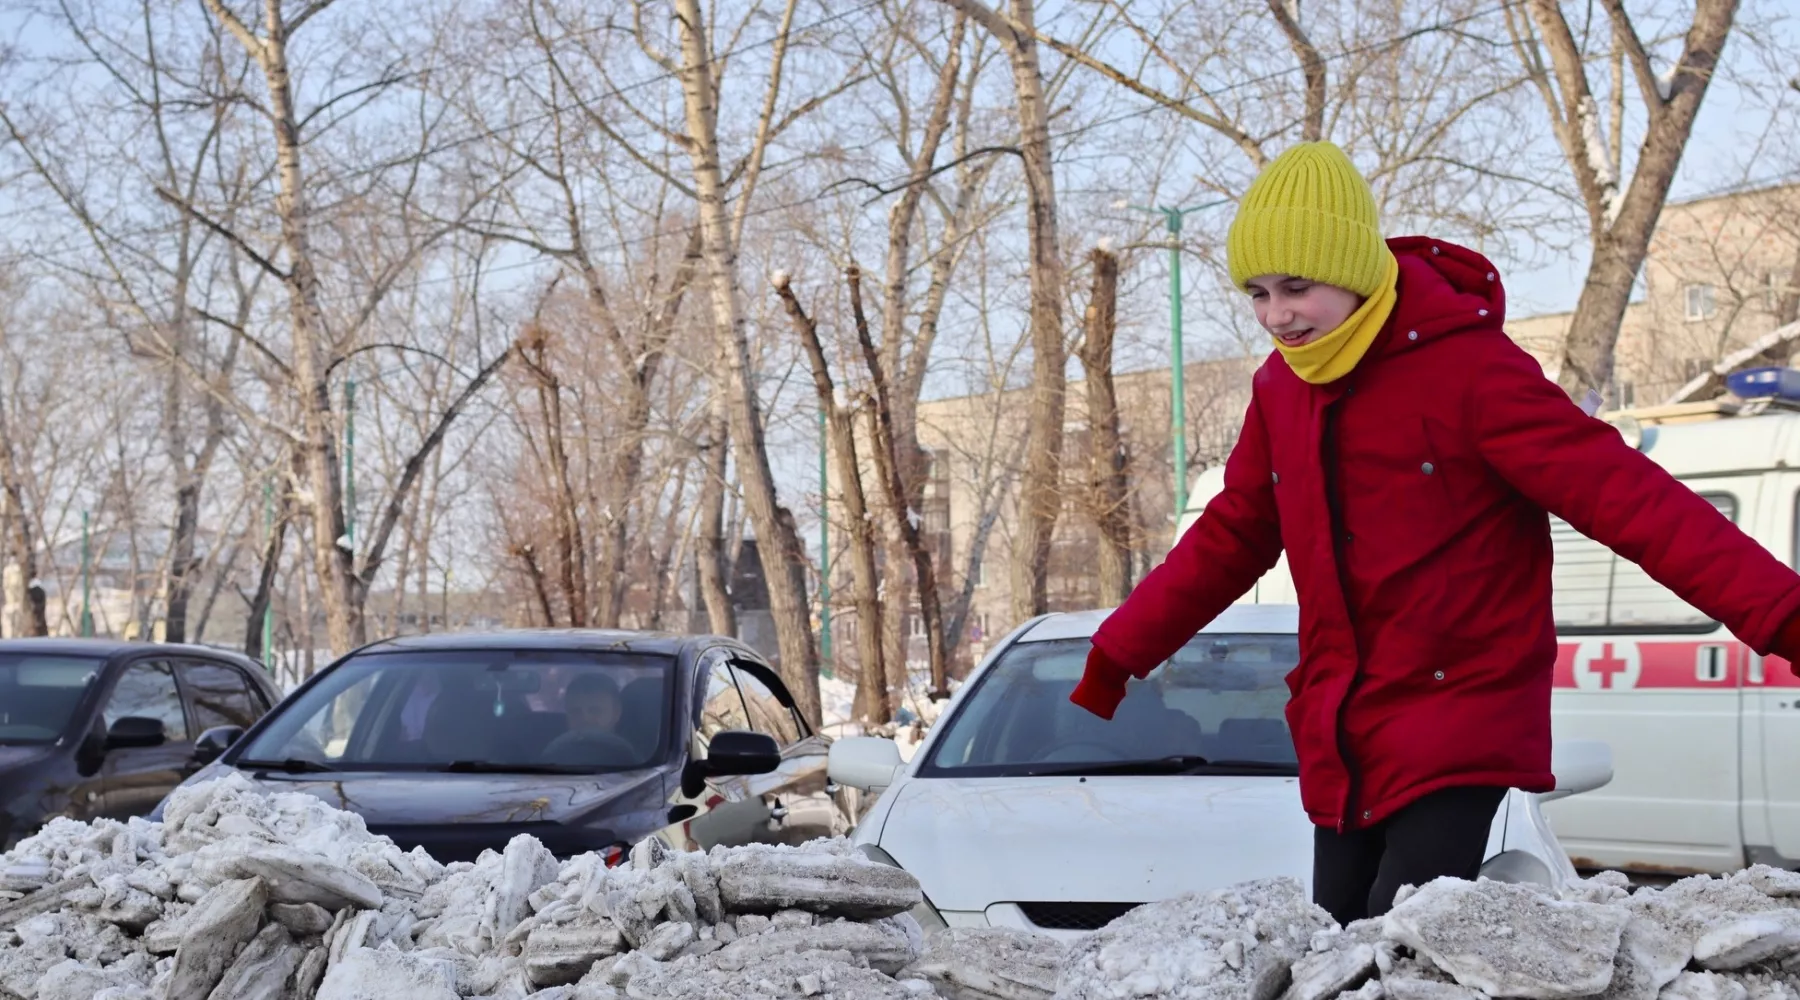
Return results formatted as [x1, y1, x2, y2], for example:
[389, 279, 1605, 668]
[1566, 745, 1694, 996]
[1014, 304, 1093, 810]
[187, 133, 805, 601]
[1479, 849, 1555, 888]
[856, 844, 947, 932]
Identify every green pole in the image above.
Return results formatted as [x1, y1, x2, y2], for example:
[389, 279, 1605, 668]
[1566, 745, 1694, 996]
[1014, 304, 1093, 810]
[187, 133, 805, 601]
[80, 511, 92, 637]
[818, 405, 832, 679]
[344, 379, 357, 551]
[1167, 209, 1188, 518]
[262, 478, 273, 668]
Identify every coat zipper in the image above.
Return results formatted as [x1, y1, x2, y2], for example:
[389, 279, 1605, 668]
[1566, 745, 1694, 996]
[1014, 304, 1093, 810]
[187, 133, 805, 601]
[1322, 397, 1368, 833]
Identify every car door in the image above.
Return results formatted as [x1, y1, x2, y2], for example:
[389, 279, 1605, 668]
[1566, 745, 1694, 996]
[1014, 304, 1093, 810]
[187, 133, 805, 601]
[178, 659, 269, 735]
[726, 658, 851, 845]
[98, 659, 196, 820]
[678, 650, 780, 850]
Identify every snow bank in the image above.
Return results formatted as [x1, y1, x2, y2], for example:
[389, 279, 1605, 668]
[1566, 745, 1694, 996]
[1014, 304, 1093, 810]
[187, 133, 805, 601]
[10, 774, 1800, 1000]
[0, 773, 932, 1000]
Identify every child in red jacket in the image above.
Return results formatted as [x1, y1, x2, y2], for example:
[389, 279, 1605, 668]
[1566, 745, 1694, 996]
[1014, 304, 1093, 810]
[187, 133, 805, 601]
[1070, 141, 1800, 926]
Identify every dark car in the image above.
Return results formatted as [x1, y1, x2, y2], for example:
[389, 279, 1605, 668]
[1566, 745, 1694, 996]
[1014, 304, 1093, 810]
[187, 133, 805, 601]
[152, 630, 854, 863]
[0, 639, 283, 849]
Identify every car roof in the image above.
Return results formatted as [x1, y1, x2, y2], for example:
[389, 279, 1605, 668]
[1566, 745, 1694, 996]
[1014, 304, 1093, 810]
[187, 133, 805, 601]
[0, 638, 252, 660]
[356, 629, 726, 658]
[1016, 603, 1300, 642]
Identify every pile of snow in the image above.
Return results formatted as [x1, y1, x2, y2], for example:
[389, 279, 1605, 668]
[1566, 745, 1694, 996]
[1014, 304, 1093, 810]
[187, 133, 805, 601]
[12, 773, 1800, 1000]
[0, 772, 932, 1000]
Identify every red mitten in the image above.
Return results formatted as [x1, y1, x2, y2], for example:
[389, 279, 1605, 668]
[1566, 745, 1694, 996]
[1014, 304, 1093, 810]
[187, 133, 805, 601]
[1775, 616, 1800, 677]
[1069, 645, 1131, 720]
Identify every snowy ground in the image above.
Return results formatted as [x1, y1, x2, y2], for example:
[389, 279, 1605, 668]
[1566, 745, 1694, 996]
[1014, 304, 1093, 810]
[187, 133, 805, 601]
[9, 775, 1800, 999]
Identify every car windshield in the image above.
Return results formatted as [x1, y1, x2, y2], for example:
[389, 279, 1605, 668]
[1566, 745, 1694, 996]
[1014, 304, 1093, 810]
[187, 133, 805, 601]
[235, 649, 674, 772]
[0, 654, 104, 744]
[920, 632, 1300, 777]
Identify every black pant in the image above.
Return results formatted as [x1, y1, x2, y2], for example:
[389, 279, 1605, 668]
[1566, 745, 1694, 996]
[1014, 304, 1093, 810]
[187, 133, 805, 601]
[1312, 785, 1507, 926]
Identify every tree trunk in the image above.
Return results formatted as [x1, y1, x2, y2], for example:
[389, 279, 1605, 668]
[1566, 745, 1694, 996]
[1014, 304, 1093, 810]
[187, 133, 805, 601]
[1078, 247, 1133, 605]
[0, 403, 45, 637]
[674, 0, 820, 725]
[518, 333, 587, 628]
[244, 493, 290, 663]
[942, 0, 1068, 621]
[1524, 0, 1741, 400]
[696, 409, 737, 637]
[848, 267, 950, 700]
[776, 275, 890, 725]
[203, 0, 359, 655]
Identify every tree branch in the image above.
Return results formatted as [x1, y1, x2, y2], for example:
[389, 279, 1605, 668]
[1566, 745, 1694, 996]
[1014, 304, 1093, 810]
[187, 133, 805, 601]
[1598, 0, 1666, 113]
[358, 346, 515, 587]
[1264, 0, 1326, 142]
[153, 186, 290, 281]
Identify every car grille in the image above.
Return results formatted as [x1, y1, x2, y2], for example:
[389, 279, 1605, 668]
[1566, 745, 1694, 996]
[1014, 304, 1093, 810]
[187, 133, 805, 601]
[1016, 901, 1143, 931]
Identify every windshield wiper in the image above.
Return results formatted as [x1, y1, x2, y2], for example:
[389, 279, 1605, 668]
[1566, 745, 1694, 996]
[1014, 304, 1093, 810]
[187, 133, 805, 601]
[235, 757, 339, 774]
[1027, 754, 1297, 777]
[438, 760, 595, 774]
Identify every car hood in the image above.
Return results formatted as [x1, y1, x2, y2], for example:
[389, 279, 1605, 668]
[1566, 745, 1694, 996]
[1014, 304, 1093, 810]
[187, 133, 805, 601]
[0, 745, 55, 771]
[172, 762, 673, 861]
[873, 774, 1313, 912]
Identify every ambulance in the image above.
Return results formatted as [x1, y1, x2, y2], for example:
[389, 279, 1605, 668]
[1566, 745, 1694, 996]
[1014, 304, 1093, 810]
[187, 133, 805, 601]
[1173, 376, 1800, 876]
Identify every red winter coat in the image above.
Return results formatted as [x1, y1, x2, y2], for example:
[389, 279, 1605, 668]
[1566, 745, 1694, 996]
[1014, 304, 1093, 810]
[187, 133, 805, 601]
[1089, 236, 1800, 832]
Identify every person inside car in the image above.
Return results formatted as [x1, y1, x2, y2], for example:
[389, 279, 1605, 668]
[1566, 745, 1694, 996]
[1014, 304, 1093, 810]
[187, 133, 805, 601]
[1068, 140, 1800, 926]
[541, 673, 638, 766]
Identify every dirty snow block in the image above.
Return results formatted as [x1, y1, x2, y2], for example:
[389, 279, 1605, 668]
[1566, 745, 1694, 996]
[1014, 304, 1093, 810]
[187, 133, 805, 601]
[1057, 877, 1332, 1000]
[1281, 942, 1376, 1000]
[210, 844, 384, 910]
[524, 915, 627, 986]
[1695, 910, 1800, 970]
[1598, 896, 1695, 1000]
[607, 948, 936, 999]
[1662, 971, 1752, 1000]
[714, 917, 923, 976]
[205, 922, 304, 1000]
[1383, 878, 1628, 999]
[714, 846, 922, 920]
[902, 927, 1065, 1000]
[164, 876, 269, 1000]
[315, 946, 460, 1000]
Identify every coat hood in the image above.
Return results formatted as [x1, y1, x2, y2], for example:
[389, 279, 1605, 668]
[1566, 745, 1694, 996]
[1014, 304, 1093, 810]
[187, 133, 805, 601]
[1377, 236, 1508, 359]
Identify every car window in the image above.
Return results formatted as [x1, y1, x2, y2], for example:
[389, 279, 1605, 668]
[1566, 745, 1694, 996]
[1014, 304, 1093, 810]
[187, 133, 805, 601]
[104, 660, 190, 743]
[730, 663, 801, 745]
[921, 633, 1299, 776]
[0, 655, 104, 744]
[697, 658, 751, 743]
[235, 649, 674, 771]
[180, 662, 263, 731]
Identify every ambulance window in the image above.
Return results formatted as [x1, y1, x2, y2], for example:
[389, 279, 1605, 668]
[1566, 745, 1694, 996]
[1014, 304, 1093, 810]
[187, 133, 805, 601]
[1551, 493, 1735, 632]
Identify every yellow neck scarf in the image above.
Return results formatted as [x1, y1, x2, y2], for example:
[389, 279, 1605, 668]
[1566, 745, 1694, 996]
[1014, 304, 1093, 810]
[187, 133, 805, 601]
[1273, 252, 1400, 385]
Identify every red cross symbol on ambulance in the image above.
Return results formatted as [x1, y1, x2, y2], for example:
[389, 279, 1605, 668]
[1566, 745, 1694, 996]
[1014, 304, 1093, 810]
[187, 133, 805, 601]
[1572, 639, 1641, 691]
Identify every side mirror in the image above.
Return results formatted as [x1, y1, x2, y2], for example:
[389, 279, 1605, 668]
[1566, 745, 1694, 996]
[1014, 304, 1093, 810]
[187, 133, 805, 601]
[827, 736, 904, 791]
[682, 730, 781, 798]
[105, 716, 167, 750]
[1540, 739, 1613, 803]
[192, 725, 246, 765]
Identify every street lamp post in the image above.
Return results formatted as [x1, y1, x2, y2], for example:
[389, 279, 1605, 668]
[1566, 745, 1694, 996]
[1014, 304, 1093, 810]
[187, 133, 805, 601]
[1114, 198, 1232, 518]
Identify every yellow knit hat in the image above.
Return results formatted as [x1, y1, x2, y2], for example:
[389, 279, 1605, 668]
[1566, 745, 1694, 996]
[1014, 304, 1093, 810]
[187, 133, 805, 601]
[1226, 142, 1391, 298]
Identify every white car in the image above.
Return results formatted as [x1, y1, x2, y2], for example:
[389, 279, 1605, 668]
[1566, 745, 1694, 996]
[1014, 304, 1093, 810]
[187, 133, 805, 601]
[828, 604, 1613, 942]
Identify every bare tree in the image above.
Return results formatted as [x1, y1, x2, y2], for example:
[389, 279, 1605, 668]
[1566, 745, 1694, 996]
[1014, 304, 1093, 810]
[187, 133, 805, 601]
[936, 0, 1067, 623]
[1507, 0, 1742, 401]
[1077, 245, 1133, 605]
[777, 275, 890, 724]
[668, 0, 835, 722]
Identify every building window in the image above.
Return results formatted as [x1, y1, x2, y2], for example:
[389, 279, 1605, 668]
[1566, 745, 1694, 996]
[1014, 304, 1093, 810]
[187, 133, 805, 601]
[970, 612, 989, 641]
[909, 613, 926, 639]
[971, 561, 986, 589]
[1685, 284, 1716, 322]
